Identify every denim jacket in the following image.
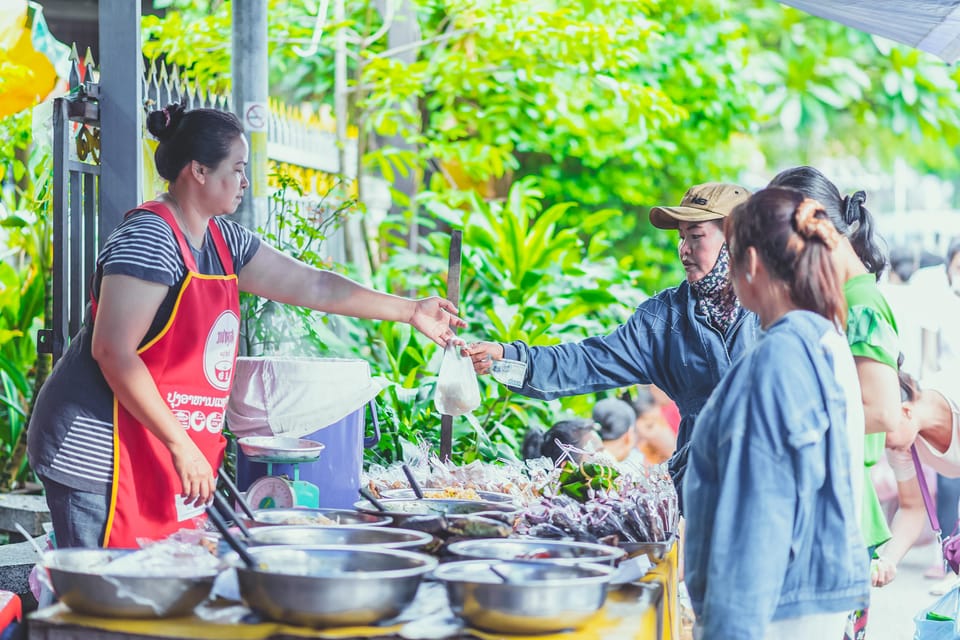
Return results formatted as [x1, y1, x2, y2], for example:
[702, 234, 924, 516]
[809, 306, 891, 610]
[502, 281, 762, 486]
[683, 311, 869, 639]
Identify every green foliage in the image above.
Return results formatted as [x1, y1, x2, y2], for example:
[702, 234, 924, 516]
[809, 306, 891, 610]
[369, 178, 641, 464]
[240, 169, 358, 356]
[142, 0, 960, 466]
[0, 109, 53, 488]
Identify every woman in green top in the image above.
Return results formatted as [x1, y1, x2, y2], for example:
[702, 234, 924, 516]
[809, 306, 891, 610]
[769, 167, 917, 640]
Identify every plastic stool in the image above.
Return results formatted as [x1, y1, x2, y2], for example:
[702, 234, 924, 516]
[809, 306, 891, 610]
[0, 591, 22, 637]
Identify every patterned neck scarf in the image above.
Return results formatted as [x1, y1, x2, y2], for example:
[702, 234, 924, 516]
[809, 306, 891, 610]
[689, 244, 740, 334]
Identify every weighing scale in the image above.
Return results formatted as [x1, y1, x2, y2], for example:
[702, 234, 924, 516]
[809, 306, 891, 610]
[237, 436, 325, 509]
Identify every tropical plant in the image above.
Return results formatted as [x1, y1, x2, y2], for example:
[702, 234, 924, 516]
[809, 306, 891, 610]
[0, 109, 53, 488]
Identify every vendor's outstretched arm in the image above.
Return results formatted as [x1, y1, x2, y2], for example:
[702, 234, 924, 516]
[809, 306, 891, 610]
[239, 244, 465, 345]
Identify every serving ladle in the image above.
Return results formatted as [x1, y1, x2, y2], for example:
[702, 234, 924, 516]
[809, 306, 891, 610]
[402, 463, 425, 500]
[205, 504, 258, 570]
[217, 468, 258, 523]
[358, 486, 388, 512]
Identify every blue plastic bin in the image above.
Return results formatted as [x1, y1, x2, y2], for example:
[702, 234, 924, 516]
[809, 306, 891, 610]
[235, 401, 379, 509]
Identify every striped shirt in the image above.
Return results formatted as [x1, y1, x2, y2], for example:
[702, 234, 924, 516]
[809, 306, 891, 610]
[27, 210, 260, 494]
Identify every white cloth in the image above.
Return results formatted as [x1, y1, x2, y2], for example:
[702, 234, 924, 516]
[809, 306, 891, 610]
[879, 280, 922, 376]
[225, 357, 390, 438]
[888, 374, 960, 481]
[822, 329, 866, 523]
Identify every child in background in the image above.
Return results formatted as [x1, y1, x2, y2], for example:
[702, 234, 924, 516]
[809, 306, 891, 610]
[625, 386, 678, 465]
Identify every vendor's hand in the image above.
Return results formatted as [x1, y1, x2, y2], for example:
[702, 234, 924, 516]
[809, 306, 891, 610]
[170, 439, 215, 508]
[463, 342, 504, 375]
[409, 297, 467, 346]
[871, 556, 897, 587]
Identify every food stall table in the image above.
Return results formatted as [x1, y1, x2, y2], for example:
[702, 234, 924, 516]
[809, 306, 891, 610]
[28, 580, 663, 640]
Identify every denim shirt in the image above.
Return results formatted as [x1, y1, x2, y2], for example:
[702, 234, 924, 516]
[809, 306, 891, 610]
[683, 311, 869, 639]
[502, 281, 762, 486]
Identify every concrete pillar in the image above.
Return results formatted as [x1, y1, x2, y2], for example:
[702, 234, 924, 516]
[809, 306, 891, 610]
[97, 0, 143, 240]
[232, 0, 269, 231]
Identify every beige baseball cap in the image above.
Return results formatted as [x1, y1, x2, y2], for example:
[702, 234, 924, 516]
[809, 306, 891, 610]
[649, 182, 751, 230]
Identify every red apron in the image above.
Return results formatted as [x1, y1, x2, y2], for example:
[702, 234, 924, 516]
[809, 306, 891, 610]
[100, 201, 240, 548]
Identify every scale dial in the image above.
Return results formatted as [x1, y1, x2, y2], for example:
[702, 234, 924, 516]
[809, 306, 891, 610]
[246, 476, 297, 509]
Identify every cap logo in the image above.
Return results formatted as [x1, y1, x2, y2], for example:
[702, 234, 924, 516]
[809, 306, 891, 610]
[691, 197, 709, 205]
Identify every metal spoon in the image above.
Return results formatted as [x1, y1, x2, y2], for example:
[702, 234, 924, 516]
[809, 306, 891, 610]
[489, 563, 516, 584]
[212, 490, 253, 540]
[402, 463, 425, 500]
[358, 486, 388, 512]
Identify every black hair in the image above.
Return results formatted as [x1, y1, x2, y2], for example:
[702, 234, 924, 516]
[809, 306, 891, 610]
[768, 166, 886, 278]
[887, 246, 918, 283]
[521, 418, 597, 463]
[592, 398, 637, 441]
[898, 370, 918, 403]
[145, 103, 244, 182]
[727, 187, 847, 327]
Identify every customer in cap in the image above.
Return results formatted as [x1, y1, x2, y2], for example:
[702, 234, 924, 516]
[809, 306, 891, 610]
[464, 183, 762, 499]
[27, 104, 465, 549]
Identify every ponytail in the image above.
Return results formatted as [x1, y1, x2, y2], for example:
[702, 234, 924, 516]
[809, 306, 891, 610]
[769, 166, 887, 278]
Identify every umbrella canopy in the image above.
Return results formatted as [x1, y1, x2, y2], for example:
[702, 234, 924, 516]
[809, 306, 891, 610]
[780, 0, 960, 63]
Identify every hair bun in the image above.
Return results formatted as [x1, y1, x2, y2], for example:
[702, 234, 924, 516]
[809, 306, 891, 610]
[146, 103, 187, 141]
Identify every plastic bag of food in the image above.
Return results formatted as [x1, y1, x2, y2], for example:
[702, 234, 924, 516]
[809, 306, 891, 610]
[434, 343, 481, 416]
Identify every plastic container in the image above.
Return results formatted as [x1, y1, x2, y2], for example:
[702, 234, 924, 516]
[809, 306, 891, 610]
[236, 402, 379, 509]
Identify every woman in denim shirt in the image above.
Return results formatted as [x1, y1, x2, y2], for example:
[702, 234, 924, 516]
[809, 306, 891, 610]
[465, 183, 762, 495]
[684, 188, 869, 639]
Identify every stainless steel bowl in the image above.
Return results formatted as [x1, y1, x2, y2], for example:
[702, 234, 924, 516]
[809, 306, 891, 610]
[380, 488, 516, 504]
[352, 498, 517, 525]
[433, 559, 613, 634]
[45, 549, 216, 619]
[236, 546, 437, 627]
[446, 538, 626, 567]
[239, 507, 392, 528]
[245, 525, 433, 550]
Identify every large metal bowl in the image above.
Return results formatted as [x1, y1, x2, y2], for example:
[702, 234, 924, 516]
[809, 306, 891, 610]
[433, 560, 613, 634]
[45, 548, 217, 619]
[446, 538, 626, 567]
[236, 546, 437, 627]
[245, 525, 433, 550]
[380, 488, 516, 504]
[352, 498, 517, 525]
[239, 507, 392, 528]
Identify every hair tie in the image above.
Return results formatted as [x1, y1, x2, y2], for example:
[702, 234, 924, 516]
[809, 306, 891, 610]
[162, 106, 171, 128]
[794, 198, 840, 250]
[843, 190, 866, 228]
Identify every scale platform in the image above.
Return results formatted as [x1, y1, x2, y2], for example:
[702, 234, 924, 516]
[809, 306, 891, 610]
[237, 437, 325, 509]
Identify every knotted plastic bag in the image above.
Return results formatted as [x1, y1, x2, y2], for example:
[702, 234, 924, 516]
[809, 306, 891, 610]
[434, 343, 481, 417]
